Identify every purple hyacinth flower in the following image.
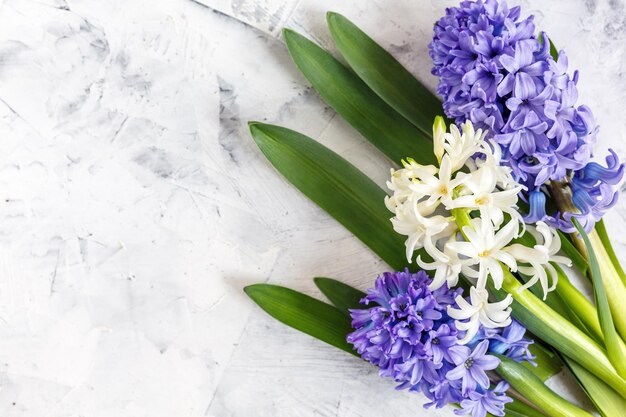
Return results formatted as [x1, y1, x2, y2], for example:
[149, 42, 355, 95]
[455, 382, 513, 417]
[580, 149, 625, 186]
[394, 350, 442, 385]
[425, 324, 459, 365]
[446, 340, 500, 394]
[413, 294, 443, 331]
[498, 111, 549, 158]
[429, 0, 624, 232]
[490, 320, 535, 364]
[349, 268, 529, 412]
[393, 316, 425, 346]
[497, 40, 546, 98]
[464, 61, 503, 102]
[422, 362, 464, 408]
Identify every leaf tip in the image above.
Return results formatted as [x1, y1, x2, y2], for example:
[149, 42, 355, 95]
[282, 27, 299, 43]
[326, 11, 341, 24]
[243, 283, 263, 299]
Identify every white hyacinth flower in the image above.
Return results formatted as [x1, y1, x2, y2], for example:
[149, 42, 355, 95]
[505, 221, 573, 298]
[447, 217, 520, 290]
[417, 235, 466, 290]
[447, 287, 513, 344]
[386, 118, 571, 342]
[390, 194, 454, 263]
[410, 154, 465, 207]
[447, 162, 524, 229]
[433, 117, 486, 172]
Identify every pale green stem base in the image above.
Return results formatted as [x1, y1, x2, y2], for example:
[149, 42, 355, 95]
[588, 230, 626, 345]
[499, 268, 626, 398]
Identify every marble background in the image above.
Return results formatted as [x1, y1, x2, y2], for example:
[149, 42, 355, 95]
[0, 0, 624, 415]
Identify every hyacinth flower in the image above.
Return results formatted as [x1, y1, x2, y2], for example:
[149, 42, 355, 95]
[429, 0, 624, 235]
[429, 0, 626, 369]
[347, 269, 532, 416]
[386, 118, 575, 341]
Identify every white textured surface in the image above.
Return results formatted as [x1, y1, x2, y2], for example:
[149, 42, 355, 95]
[0, 0, 623, 415]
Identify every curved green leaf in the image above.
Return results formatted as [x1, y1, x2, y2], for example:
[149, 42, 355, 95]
[573, 218, 626, 377]
[595, 219, 626, 286]
[327, 12, 444, 136]
[249, 122, 408, 270]
[283, 29, 436, 165]
[244, 284, 356, 355]
[566, 357, 626, 417]
[314, 277, 365, 316]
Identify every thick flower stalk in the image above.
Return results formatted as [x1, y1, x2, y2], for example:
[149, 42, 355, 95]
[385, 118, 570, 342]
[347, 269, 533, 417]
[429, 0, 624, 233]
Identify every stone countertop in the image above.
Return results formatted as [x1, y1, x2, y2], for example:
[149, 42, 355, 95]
[0, 0, 622, 416]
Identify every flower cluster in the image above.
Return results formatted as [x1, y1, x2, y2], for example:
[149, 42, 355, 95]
[429, 0, 623, 232]
[348, 269, 533, 417]
[386, 118, 570, 342]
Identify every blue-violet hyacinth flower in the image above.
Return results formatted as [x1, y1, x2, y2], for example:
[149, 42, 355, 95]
[429, 0, 624, 232]
[347, 269, 534, 415]
[456, 381, 513, 417]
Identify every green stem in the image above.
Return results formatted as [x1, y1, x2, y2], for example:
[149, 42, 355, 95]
[595, 219, 626, 287]
[553, 265, 603, 344]
[496, 355, 594, 417]
[565, 356, 626, 417]
[588, 229, 626, 344]
[498, 269, 626, 397]
[505, 397, 545, 417]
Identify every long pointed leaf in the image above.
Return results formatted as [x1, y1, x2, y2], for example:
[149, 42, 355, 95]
[595, 219, 626, 286]
[283, 29, 436, 165]
[244, 284, 356, 355]
[327, 12, 443, 136]
[573, 218, 626, 377]
[249, 122, 408, 269]
[314, 277, 365, 316]
[566, 357, 626, 417]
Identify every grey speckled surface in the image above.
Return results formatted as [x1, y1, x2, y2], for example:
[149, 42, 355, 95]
[0, 0, 622, 415]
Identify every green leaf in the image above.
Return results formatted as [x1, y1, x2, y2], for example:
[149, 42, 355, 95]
[326, 12, 444, 137]
[566, 357, 626, 417]
[573, 218, 626, 377]
[552, 263, 603, 344]
[249, 122, 408, 270]
[244, 284, 356, 355]
[314, 277, 366, 317]
[539, 33, 559, 61]
[496, 355, 594, 417]
[283, 28, 436, 165]
[595, 219, 626, 286]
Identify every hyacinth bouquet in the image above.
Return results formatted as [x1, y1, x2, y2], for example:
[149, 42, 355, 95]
[243, 1, 626, 416]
